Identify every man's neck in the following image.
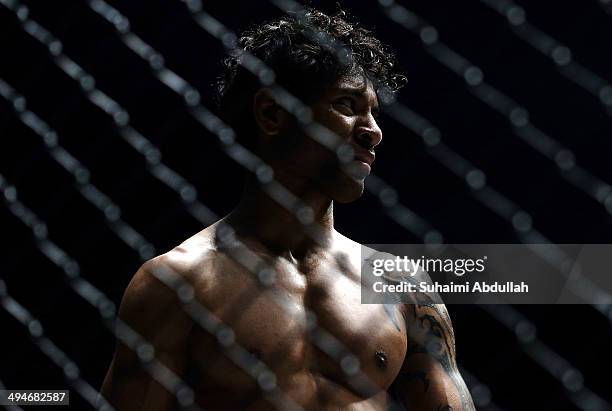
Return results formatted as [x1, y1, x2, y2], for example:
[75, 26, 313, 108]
[225, 179, 335, 260]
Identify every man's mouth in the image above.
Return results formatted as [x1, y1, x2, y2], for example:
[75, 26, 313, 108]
[353, 149, 375, 166]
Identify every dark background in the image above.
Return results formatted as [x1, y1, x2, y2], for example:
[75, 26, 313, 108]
[1, 0, 612, 410]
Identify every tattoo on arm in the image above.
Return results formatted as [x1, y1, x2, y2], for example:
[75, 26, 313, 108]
[404, 304, 475, 411]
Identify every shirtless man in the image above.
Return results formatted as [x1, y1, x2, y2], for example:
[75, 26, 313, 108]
[101, 8, 475, 411]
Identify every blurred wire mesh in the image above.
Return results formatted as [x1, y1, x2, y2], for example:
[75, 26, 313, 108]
[1, 0, 612, 410]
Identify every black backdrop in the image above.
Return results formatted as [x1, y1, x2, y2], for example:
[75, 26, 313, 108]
[1, 0, 612, 410]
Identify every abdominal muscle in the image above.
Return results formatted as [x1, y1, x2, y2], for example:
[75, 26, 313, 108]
[189, 367, 390, 411]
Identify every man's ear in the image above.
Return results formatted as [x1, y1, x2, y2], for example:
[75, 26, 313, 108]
[253, 89, 290, 139]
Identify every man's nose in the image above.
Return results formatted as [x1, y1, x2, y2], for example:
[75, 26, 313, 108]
[355, 117, 382, 149]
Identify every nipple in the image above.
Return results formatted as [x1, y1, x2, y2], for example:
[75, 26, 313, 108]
[375, 350, 388, 370]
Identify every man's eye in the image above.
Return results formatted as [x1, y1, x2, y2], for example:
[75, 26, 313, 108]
[334, 99, 355, 113]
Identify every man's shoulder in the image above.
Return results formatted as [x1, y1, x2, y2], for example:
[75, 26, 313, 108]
[118, 230, 226, 322]
[332, 230, 393, 265]
[143, 224, 228, 284]
[332, 230, 371, 255]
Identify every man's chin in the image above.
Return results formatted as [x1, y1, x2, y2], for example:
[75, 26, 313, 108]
[329, 179, 365, 203]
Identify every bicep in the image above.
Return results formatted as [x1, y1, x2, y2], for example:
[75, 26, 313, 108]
[101, 263, 194, 411]
[101, 342, 184, 411]
[393, 304, 474, 411]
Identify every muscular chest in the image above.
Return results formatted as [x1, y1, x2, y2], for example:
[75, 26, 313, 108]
[191, 255, 407, 391]
[303, 267, 407, 388]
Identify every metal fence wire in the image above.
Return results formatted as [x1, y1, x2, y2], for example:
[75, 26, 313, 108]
[1, 0, 612, 410]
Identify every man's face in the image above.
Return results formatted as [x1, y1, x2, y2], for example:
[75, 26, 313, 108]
[274, 73, 383, 203]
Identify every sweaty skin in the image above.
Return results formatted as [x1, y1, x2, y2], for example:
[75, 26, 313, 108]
[100, 75, 475, 411]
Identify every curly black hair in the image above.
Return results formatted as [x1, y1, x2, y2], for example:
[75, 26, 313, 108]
[216, 7, 406, 150]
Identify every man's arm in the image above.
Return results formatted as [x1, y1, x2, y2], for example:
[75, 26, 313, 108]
[391, 303, 475, 411]
[100, 257, 194, 411]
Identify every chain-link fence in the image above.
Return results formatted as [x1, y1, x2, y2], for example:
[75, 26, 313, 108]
[1, 0, 612, 410]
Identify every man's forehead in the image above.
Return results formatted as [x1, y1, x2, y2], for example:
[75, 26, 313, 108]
[334, 75, 374, 91]
[331, 76, 379, 103]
